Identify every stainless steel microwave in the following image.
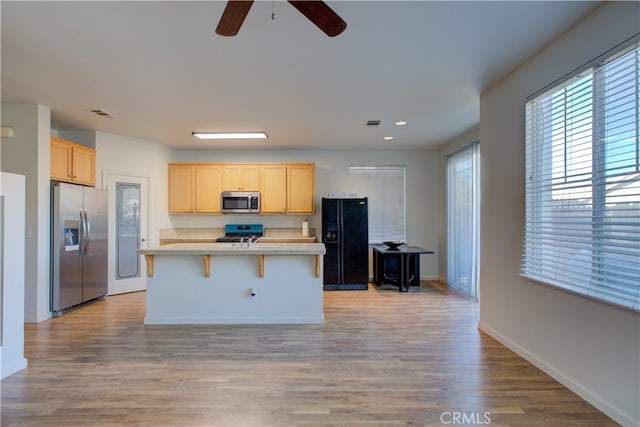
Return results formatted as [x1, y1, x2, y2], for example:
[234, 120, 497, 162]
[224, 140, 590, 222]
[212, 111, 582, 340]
[221, 191, 260, 214]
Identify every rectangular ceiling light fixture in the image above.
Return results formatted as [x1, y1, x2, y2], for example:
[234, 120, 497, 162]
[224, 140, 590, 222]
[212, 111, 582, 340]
[192, 131, 268, 140]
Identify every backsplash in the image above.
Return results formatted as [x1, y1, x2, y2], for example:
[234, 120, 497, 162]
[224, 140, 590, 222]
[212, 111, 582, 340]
[168, 213, 319, 232]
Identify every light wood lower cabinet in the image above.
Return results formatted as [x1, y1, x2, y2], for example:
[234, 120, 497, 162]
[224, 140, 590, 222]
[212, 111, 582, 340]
[168, 164, 221, 214]
[169, 163, 314, 215]
[50, 136, 96, 186]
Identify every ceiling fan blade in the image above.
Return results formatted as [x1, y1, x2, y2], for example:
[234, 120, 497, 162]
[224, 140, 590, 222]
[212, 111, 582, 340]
[287, 1, 347, 37]
[215, 0, 255, 36]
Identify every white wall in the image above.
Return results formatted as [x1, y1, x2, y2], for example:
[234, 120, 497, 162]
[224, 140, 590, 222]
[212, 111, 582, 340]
[173, 148, 440, 279]
[478, 3, 639, 426]
[1, 172, 28, 378]
[1, 104, 51, 323]
[94, 131, 174, 248]
[56, 130, 96, 149]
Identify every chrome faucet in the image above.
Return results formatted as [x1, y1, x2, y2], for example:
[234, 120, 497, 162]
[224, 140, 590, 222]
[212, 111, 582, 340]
[248, 236, 264, 247]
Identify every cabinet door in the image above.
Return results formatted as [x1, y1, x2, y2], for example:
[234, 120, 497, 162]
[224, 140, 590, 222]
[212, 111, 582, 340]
[50, 137, 73, 182]
[71, 145, 96, 186]
[194, 165, 221, 213]
[221, 165, 259, 191]
[168, 165, 194, 213]
[260, 165, 287, 213]
[287, 164, 315, 214]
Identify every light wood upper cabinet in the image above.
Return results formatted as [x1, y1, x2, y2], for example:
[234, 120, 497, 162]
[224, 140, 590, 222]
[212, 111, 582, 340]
[221, 165, 259, 191]
[260, 163, 315, 215]
[168, 162, 314, 215]
[50, 136, 96, 187]
[50, 137, 73, 182]
[168, 164, 195, 213]
[287, 164, 315, 214]
[168, 164, 222, 214]
[71, 145, 96, 186]
[260, 165, 287, 213]
[194, 165, 221, 213]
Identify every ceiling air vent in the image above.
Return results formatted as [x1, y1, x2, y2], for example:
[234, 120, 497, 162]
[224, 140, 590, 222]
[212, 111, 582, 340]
[90, 109, 113, 118]
[364, 120, 381, 127]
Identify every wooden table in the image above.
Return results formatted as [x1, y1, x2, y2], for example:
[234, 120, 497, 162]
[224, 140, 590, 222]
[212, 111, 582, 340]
[372, 245, 435, 292]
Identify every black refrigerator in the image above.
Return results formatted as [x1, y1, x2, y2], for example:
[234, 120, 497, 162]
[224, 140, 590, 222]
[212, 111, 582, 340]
[322, 197, 369, 290]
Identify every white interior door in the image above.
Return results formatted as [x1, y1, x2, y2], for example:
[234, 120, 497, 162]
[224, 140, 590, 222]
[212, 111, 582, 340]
[106, 174, 148, 295]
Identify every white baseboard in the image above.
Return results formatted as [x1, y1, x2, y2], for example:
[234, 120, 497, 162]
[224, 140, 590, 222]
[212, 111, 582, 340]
[144, 315, 325, 325]
[371, 275, 440, 282]
[478, 321, 637, 427]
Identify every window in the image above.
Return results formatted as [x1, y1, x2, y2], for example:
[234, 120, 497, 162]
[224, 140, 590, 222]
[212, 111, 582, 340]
[349, 166, 406, 244]
[116, 182, 140, 279]
[522, 36, 640, 312]
[447, 140, 481, 299]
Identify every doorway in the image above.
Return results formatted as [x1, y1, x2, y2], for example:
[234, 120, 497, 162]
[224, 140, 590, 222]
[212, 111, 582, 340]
[106, 174, 149, 295]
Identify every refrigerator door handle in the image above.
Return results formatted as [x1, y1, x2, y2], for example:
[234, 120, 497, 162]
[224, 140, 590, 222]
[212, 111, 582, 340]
[79, 209, 85, 254]
[83, 209, 91, 255]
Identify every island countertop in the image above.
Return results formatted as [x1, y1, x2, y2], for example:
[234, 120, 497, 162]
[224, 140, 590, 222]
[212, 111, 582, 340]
[138, 242, 325, 256]
[158, 227, 318, 244]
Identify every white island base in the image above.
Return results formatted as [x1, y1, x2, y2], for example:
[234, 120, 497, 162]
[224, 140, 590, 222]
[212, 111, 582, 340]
[140, 243, 325, 325]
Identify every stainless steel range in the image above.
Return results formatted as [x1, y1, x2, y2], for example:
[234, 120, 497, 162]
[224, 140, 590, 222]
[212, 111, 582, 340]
[215, 224, 264, 243]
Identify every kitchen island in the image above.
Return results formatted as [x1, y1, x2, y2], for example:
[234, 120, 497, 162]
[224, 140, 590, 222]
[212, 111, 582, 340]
[137, 242, 325, 325]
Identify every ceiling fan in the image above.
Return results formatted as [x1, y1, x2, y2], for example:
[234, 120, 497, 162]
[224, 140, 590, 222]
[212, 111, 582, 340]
[215, 0, 347, 37]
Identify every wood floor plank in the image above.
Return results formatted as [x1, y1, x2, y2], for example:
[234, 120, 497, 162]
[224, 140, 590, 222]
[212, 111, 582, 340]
[1, 282, 617, 426]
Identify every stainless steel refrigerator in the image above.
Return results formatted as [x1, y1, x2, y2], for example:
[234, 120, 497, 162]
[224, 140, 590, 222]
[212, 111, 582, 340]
[322, 197, 369, 290]
[51, 182, 108, 315]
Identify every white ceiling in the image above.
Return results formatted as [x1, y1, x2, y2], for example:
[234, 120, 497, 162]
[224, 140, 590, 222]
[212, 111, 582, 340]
[1, 1, 601, 150]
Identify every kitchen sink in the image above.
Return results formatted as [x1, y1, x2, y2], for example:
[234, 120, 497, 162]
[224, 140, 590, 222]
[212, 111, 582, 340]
[218, 243, 284, 249]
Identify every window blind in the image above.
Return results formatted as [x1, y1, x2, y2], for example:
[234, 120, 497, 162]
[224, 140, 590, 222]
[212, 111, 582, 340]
[522, 37, 640, 312]
[447, 140, 481, 299]
[350, 166, 406, 244]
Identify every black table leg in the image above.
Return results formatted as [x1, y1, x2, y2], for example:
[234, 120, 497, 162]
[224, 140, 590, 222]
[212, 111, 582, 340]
[400, 253, 408, 292]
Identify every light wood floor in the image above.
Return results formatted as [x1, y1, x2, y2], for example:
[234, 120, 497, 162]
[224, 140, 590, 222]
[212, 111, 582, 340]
[1, 282, 616, 426]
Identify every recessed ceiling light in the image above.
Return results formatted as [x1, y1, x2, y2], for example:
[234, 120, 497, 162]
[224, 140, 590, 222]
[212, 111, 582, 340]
[395, 120, 407, 126]
[383, 136, 394, 141]
[192, 131, 268, 140]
